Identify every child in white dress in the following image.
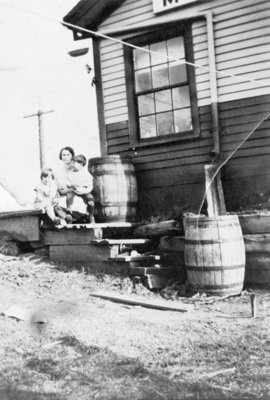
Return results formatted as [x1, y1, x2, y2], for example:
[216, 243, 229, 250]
[34, 168, 67, 226]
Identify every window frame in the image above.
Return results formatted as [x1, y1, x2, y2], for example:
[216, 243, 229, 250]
[124, 23, 200, 148]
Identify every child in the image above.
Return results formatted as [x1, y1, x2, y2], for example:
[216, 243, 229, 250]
[66, 155, 95, 224]
[34, 168, 67, 226]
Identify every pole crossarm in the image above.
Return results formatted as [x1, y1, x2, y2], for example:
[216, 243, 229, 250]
[23, 109, 54, 119]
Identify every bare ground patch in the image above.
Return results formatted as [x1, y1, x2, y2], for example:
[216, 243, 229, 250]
[0, 253, 270, 399]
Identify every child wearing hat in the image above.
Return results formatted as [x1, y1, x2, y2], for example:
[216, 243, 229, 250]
[66, 155, 95, 224]
[34, 168, 67, 226]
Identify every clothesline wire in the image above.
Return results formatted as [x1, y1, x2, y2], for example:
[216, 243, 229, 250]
[197, 110, 270, 215]
[0, 2, 270, 89]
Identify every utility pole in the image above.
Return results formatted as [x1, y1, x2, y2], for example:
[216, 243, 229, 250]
[23, 109, 54, 169]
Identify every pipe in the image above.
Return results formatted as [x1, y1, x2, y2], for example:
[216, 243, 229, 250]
[205, 11, 220, 157]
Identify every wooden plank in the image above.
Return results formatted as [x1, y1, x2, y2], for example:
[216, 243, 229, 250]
[104, 100, 128, 113]
[100, 48, 124, 62]
[106, 120, 128, 131]
[90, 290, 192, 312]
[108, 142, 130, 154]
[0, 209, 41, 219]
[136, 163, 205, 188]
[194, 18, 269, 43]
[245, 254, 270, 284]
[0, 214, 40, 241]
[106, 114, 128, 125]
[107, 128, 129, 140]
[102, 57, 124, 70]
[133, 220, 183, 238]
[244, 234, 270, 253]
[103, 70, 125, 83]
[105, 106, 129, 118]
[43, 228, 102, 245]
[219, 88, 270, 104]
[239, 214, 270, 235]
[103, 85, 126, 96]
[91, 238, 150, 245]
[107, 136, 130, 147]
[219, 94, 270, 111]
[204, 165, 226, 217]
[102, 64, 125, 76]
[100, 0, 152, 26]
[196, 61, 270, 85]
[108, 254, 160, 262]
[64, 221, 138, 229]
[49, 244, 117, 262]
[131, 142, 212, 165]
[220, 103, 270, 121]
[134, 154, 211, 172]
[100, 4, 153, 29]
[223, 155, 270, 180]
[102, 77, 126, 90]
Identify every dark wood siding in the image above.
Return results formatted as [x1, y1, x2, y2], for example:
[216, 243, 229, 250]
[105, 104, 212, 217]
[106, 121, 130, 154]
[95, 0, 270, 218]
[104, 95, 270, 217]
[221, 94, 270, 209]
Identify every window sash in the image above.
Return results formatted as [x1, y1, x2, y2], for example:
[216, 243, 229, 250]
[124, 24, 200, 147]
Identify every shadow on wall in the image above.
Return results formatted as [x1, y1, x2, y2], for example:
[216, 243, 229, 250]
[137, 183, 207, 220]
[224, 177, 270, 212]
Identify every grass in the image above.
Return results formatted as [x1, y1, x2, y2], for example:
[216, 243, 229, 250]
[0, 252, 270, 399]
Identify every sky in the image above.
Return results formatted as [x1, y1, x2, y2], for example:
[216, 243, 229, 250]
[0, 0, 100, 209]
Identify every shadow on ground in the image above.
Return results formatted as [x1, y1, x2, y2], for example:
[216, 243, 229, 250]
[1, 335, 257, 400]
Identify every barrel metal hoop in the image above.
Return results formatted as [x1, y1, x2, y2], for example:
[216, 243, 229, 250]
[186, 264, 245, 271]
[93, 171, 135, 176]
[188, 282, 243, 290]
[95, 202, 137, 207]
[185, 237, 243, 245]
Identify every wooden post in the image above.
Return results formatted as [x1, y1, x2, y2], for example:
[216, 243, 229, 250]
[24, 109, 54, 169]
[204, 164, 226, 217]
[250, 293, 257, 318]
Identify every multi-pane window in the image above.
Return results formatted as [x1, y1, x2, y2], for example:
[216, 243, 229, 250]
[132, 34, 195, 140]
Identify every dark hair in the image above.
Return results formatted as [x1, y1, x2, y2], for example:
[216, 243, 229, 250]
[40, 167, 54, 180]
[73, 155, 87, 167]
[59, 146, 75, 160]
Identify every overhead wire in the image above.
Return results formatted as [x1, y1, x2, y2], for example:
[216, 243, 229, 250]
[1, 1, 270, 196]
[0, 1, 269, 89]
[197, 109, 270, 215]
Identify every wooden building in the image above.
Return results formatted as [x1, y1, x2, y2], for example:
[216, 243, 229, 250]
[63, 0, 270, 219]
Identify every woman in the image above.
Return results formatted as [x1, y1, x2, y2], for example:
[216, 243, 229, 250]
[54, 146, 75, 221]
[55, 146, 75, 195]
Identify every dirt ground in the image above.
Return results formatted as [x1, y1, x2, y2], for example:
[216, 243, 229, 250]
[0, 251, 270, 400]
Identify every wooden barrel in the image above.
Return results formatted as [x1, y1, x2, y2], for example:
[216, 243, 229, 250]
[245, 253, 270, 285]
[238, 213, 270, 234]
[184, 215, 245, 296]
[88, 156, 138, 222]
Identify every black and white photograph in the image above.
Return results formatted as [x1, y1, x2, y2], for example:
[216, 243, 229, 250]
[0, 0, 270, 398]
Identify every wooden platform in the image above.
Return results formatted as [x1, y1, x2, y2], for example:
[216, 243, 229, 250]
[0, 211, 185, 285]
[33, 221, 155, 275]
[0, 209, 41, 241]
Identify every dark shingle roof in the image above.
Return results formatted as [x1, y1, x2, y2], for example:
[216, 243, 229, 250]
[63, 0, 125, 38]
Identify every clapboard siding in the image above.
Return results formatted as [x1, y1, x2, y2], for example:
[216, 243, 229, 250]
[98, 0, 270, 122]
[90, 0, 270, 216]
[106, 121, 130, 154]
[224, 155, 270, 180]
[136, 165, 205, 188]
[220, 95, 270, 203]
[106, 103, 213, 155]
